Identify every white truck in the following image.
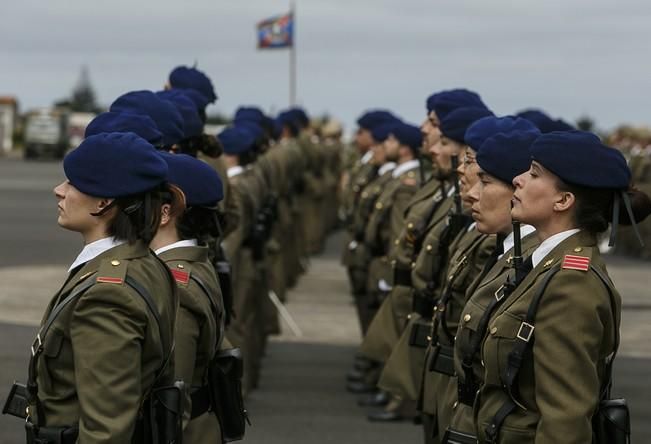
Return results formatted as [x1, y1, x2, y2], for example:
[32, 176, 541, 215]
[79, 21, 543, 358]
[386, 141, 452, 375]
[24, 108, 69, 159]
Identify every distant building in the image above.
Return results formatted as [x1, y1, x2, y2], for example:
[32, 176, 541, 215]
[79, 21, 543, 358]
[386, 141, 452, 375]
[0, 96, 18, 154]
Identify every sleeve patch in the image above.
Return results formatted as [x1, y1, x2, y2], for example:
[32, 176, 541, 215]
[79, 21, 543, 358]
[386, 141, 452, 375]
[171, 269, 190, 285]
[561, 254, 590, 271]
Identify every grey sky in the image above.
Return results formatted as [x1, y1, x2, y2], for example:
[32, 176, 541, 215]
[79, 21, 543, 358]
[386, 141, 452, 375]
[2, 0, 651, 132]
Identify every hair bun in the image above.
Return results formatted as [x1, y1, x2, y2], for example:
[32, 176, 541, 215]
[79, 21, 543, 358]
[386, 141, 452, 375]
[620, 187, 651, 225]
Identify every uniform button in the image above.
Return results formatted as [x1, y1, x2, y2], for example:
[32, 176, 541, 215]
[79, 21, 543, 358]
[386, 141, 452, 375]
[453, 401, 459, 409]
[574, 247, 583, 252]
[411, 262, 416, 269]
[407, 223, 414, 229]
[394, 239, 400, 245]
[490, 326, 498, 335]
[481, 359, 485, 367]
[111, 260, 120, 266]
[361, 192, 368, 198]
[177, 264, 185, 269]
[463, 314, 472, 322]
[391, 260, 396, 266]
[426, 335, 432, 341]
[407, 314, 412, 320]
[433, 306, 438, 312]
[426, 244, 433, 252]
[376, 202, 383, 209]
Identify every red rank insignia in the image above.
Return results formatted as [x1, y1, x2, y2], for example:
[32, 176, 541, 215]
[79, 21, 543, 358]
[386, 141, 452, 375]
[561, 254, 590, 271]
[171, 269, 190, 285]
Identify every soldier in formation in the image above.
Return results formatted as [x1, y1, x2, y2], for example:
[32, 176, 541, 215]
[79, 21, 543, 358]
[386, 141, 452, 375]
[341, 89, 651, 444]
[3, 65, 343, 443]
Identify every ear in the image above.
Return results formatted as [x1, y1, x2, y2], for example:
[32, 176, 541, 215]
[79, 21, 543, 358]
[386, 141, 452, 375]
[553, 190, 575, 213]
[159, 204, 173, 227]
[96, 198, 114, 212]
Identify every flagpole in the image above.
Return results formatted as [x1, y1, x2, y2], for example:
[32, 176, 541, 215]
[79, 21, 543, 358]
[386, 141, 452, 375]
[289, 0, 296, 106]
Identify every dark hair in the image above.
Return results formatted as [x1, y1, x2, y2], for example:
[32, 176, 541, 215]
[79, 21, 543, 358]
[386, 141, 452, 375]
[176, 207, 222, 243]
[177, 134, 223, 158]
[107, 185, 166, 244]
[557, 180, 651, 235]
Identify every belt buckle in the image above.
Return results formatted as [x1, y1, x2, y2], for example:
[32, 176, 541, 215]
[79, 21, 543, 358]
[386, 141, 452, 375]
[31, 333, 43, 356]
[516, 322, 535, 342]
[494, 285, 505, 301]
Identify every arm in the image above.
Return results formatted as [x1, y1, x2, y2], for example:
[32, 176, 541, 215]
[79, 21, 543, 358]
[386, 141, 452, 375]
[174, 300, 201, 431]
[70, 284, 148, 444]
[533, 271, 614, 444]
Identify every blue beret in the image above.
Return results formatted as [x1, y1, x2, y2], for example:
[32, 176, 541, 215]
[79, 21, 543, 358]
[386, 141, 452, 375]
[85, 112, 163, 146]
[288, 107, 310, 128]
[530, 130, 631, 189]
[169, 66, 217, 104]
[440, 107, 495, 144]
[465, 116, 538, 152]
[64, 132, 168, 198]
[172, 88, 211, 111]
[156, 90, 203, 138]
[217, 126, 256, 155]
[357, 110, 399, 130]
[158, 152, 223, 207]
[477, 129, 541, 184]
[235, 121, 264, 141]
[516, 109, 575, 133]
[392, 123, 423, 151]
[371, 122, 399, 143]
[427, 89, 488, 120]
[234, 107, 266, 125]
[110, 90, 185, 147]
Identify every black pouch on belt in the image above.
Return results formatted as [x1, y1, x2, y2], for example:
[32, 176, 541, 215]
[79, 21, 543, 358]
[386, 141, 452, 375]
[3, 382, 28, 419]
[408, 318, 432, 348]
[592, 398, 630, 444]
[429, 344, 455, 376]
[441, 428, 477, 444]
[208, 348, 250, 442]
[144, 380, 184, 444]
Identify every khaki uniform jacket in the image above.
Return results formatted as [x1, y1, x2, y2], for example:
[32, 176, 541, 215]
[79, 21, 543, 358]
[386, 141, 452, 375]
[448, 232, 540, 435]
[34, 241, 178, 443]
[159, 246, 224, 444]
[476, 231, 620, 444]
[418, 226, 494, 428]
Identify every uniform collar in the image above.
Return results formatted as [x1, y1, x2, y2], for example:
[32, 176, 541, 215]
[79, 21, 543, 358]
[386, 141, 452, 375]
[154, 239, 198, 256]
[361, 151, 374, 165]
[227, 165, 245, 178]
[499, 224, 536, 259]
[378, 162, 397, 176]
[392, 159, 420, 178]
[69, 237, 126, 272]
[531, 228, 581, 267]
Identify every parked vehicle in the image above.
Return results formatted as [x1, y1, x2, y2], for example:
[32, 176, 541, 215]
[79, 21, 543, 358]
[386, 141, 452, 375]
[24, 108, 69, 159]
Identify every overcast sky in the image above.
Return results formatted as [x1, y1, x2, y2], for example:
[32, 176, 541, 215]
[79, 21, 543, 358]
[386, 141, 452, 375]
[2, 0, 651, 133]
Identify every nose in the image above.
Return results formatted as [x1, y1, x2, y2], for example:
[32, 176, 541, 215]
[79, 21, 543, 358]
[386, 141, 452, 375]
[513, 173, 525, 189]
[53, 181, 67, 200]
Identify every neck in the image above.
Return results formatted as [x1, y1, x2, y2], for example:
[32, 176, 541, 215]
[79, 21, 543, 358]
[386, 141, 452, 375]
[397, 153, 415, 165]
[150, 225, 181, 252]
[82, 226, 110, 245]
[534, 218, 576, 243]
[223, 155, 240, 168]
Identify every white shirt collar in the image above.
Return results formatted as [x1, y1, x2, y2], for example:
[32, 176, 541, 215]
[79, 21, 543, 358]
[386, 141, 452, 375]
[68, 237, 126, 272]
[467, 221, 477, 232]
[447, 186, 456, 198]
[361, 151, 373, 165]
[154, 239, 199, 256]
[499, 224, 536, 259]
[531, 228, 581, 268]
[227, 165, 244, 178]
[378, 162, 397, 176]
[392, 159, 420, 178]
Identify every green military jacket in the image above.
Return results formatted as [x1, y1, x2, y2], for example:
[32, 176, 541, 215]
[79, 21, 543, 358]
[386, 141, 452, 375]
[448, 232, 539, 435]
[419, 225, 494, 427]
[476, 231, 620, 444]
[34, 241, 178, 443]
[159, 245, 223, 444]
[342, 159, 378, 228]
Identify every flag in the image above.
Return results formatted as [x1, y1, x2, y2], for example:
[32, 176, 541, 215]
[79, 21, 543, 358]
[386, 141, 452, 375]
[257, 13, 294, 49]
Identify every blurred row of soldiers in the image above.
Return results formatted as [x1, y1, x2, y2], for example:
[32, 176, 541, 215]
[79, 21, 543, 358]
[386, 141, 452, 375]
[607, 126, 651, 258]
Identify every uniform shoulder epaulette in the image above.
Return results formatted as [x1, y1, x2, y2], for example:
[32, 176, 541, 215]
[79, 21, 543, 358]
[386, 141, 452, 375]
[561, 246, 593, 271]
[96, 258, 128, 284]
[168, 262, 192, 286]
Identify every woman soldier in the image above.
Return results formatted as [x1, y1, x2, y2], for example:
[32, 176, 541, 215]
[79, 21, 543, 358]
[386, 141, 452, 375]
[442, 123, 541, 442]
[474, 131, 651, 443]
[23, 132, 178, 442]
[151, 152, 226, 443]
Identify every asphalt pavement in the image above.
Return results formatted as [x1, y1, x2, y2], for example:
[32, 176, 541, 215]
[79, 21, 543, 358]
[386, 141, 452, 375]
[0, 157, 649, 442]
